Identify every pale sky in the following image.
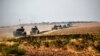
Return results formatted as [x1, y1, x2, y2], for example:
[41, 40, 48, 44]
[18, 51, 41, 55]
[0, 0, 100, 26]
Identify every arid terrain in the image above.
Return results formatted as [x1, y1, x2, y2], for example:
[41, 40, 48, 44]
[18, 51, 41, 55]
[0, 22, 99, 38]
[0, 22, 100, 56]
[0, 24, 54, 40]
[39, 22, 100, 36]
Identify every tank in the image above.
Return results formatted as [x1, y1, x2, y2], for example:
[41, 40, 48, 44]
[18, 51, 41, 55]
[58, 25, 63, 29]
[13, 26, 26, 36]
[52, 25, 58, 30]
[67, 22, 72, 27]
[63, 24, 67, 28]
[52, 25, 63, 30]
[30, 26, 39, 35]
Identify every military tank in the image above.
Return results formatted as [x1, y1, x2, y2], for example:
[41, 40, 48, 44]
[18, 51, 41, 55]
[58, 25, 63, 29]
[67, 22, 72, 27]
[63, 24, 67, 28]
[30, 26, 39, 35]
[52, 25, 58, 30]
[52, 25, 63, 30]
[13, 26, 26, 36]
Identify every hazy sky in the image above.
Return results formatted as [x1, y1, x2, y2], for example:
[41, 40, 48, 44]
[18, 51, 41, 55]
[0, 0, 100, 26]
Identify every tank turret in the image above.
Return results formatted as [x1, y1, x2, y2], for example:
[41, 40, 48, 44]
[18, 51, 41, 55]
[30, 26, 39, 35]
[13, 26, 26, 36]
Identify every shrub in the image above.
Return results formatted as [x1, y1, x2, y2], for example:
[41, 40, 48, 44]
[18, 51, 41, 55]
[93, 40, 100, 52]
[44, 42, 49, 47]
[7, 38, 18, 42]
[53, 39, 63, 47]
[53, 38, 68, 48]
[0, 43, 25, 56]
[75, 44, 85, 51]
[94, 45, 100, 52]
[0, 43, 7, 52]
[4, 46, 18, 54]
[16, 48, 25, 55]
[2, 46, 25, 56]
[31, 40, 41, 48]
[69, 38, 87, 51]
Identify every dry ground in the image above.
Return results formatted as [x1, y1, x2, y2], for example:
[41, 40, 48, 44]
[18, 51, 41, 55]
[0, 22, 100, 40]
[0, 22, 100, 56]
[37, 22, 100, 36]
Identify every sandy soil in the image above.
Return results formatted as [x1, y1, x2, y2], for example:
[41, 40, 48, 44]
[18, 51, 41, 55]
[0, 24, 54, 40]
[37, 22, 100, 36]
[0, 22, 100, 39]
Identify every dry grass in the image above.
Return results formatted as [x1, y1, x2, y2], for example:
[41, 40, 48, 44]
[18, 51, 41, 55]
[0, 22, 100, 56]
[38, 23, 100, 36]
[0, 34, 99, 56]
[0, 34, 100, 56]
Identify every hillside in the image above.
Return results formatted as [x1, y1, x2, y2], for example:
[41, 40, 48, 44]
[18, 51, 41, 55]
[36, 22, 100, 36]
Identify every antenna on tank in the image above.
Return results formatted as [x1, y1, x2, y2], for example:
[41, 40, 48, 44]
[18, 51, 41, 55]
[31, 17, 34, 26]
[34, 17, 36, 26]
[19, 19, 20, 25]
[19, 16, 22, 28]
[32, 16, 36, 26]
[31, 18, 33, 25]
[19, 18, 21, 26]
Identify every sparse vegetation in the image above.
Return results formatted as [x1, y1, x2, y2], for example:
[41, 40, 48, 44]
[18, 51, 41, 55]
[0, 34, 100, 56]
[93, 40, 100, 52]
[0, 42, 25, 56]
[2, 45, 25, 56]
[52, 38, 69, 48]
[31, 40, 41, 48]
[43, 41, 49, 47]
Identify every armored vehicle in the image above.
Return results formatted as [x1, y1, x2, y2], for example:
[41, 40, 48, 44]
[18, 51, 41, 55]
[13, 26, 26, 36]
[30, 26, 39, 35]
[67, 22, 72, 27]
[58, 25, 63, 29]
[52, 25, 58, 30]
[63, 24, 67, 28]
[52, 25, 63, 30]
